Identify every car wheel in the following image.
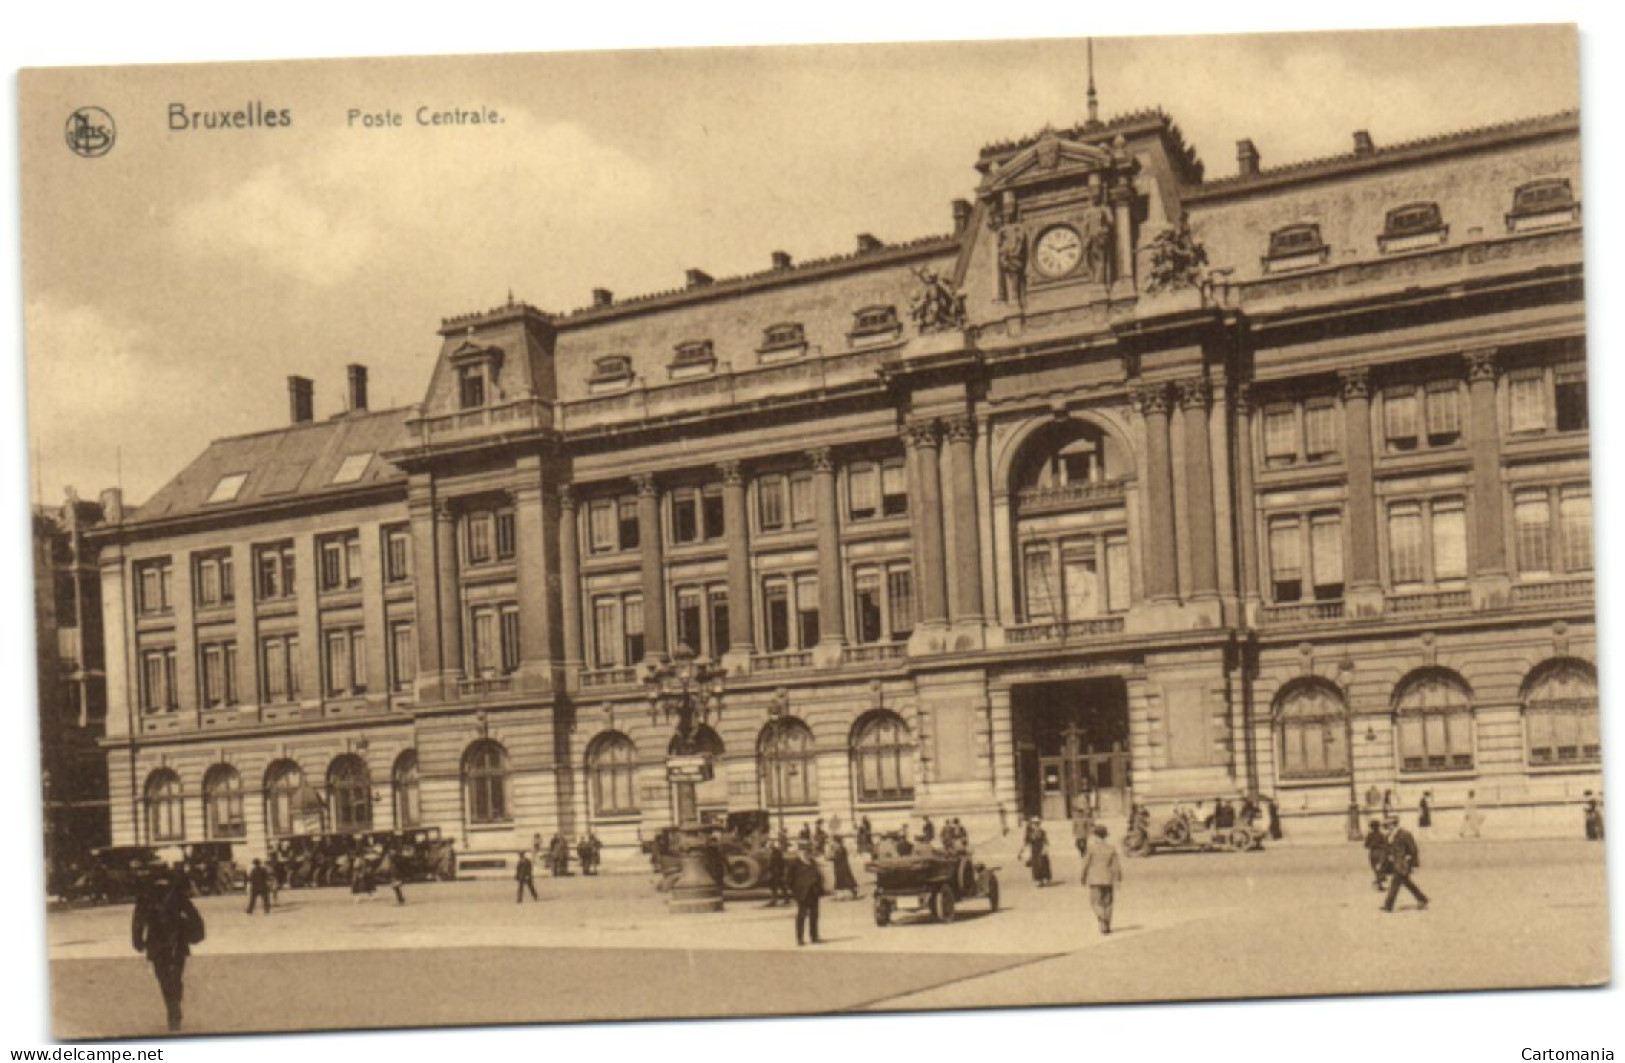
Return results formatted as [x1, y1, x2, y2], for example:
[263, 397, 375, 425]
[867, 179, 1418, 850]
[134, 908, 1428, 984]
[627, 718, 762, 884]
[1229, 828, 1254, 852]
[1162, 819, 1191, 846]
[935, 885, 957, 924]
[873, 896, 891, 927]
[986, 874, 1000, 913]
[723, 855, 759, 890]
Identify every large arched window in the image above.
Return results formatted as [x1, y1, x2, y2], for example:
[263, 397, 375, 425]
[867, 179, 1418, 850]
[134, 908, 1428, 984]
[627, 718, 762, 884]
[668, 726, 726, 812]
[392, 750, 422, 828]
[145, 769, 184, 842]
[1273, 681, 1349, 780]
[759, 717, 817, 809]
[1394, 670, 1475, 773]
[1523, 660, 1600, 766]
[328, 754, 372, 832]
[588, 732, 639, 817]
[462, 740, 511, 824]
[264, 760, 303, 837]
[202, 764, 246, 839]
[851, 711, 915, 802]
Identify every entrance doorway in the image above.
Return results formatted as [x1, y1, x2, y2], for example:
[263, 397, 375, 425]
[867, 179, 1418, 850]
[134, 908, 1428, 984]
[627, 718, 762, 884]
[1013, 679, 1130, 822]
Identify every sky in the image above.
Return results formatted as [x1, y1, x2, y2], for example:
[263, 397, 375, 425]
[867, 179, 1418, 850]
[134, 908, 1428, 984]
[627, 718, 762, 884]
[15, 24, 1582, 507]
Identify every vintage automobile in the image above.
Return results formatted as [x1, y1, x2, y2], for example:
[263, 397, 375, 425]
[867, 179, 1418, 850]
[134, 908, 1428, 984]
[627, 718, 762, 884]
[1122, 804, 1265, 856]
[181, 841, 246, 895]
[871, 850, 1000, 926]
[645, 811, 775, 891]
[270, 832, 361, 887]
[365, 828, 458, 882]
[67, 845, 170, 905]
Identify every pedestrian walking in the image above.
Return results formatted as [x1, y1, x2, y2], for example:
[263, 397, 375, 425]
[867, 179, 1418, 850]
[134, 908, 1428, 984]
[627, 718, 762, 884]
[788, 848, 823, 945]
[379, 850, 406, 905]
[1460, 789, 1484, 838]
[246, 858, 273, 915]
[1019, 818, 1052, 886]
[515, 850, 539, 903]
[1266, 796, 1283, 840]
[767, 837, 789, 907]
[1078, 825, 1123, 934]
[131, 870, 204, 1032]
[856, 816, 873, 857]
[1362, 819, 1388, 890]
[831, 836, 860, 900]
[586, 831, 603, 874]
[1418, 790, 1433, 829]
[1582, 791, 1604, 841]
[1380, 816, 1429, 913]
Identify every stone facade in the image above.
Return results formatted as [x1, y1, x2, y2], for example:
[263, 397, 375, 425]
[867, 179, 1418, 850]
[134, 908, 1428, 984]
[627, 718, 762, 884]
[90, 107, 1598, 867]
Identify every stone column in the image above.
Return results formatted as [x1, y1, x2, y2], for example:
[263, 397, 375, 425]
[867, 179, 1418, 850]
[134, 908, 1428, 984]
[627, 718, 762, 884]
[719, 461, 755, 662]
[941, 415, 985, 625]
[1339, 368, 1382, 607]
[407, 482, 444, 698]
[633, 473, 667, 662]
[1465, 349, 1508, 580]
[434, 500, 464, 691]
[809, 448, 846, 653]
[557, 485, 583, 677]
[1233, 385, 1261, 604]
[1135, 384, 1179, 601]
[1109, 183, 1136, 291]
[1178, 377, 1219, 599]
[905, 420, 950, 628]
[513, 464, 556, 693]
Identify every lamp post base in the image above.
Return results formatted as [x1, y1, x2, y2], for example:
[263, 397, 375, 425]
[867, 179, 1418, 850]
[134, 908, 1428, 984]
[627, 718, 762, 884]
[667, 843, 724, 914]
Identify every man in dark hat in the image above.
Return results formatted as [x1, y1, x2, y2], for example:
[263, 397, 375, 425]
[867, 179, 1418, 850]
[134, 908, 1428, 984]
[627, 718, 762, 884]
[131, 868, 204, 1032]
[1380, 815, 1429, 913]
[515, 850, 538, 903]
[246, 857, 273, 914]
[788, 846, 823, 945]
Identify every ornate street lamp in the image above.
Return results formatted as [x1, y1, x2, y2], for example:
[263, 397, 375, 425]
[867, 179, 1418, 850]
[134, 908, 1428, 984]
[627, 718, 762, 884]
[643, 643, 727, 913]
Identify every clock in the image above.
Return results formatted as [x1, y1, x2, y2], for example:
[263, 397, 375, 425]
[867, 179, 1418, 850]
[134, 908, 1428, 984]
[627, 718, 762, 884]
[1034, 225, 1083, 278]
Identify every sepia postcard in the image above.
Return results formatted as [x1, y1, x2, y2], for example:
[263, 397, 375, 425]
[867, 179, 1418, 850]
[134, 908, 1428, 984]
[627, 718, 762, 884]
[16, 22, 1613, 1046]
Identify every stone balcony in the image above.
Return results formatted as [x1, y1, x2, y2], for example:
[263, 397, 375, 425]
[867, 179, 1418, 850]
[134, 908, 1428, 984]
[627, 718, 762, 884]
[1013, 478, 1128, 516]
[1005, 616, 1126, 645]
[406, 397, 554, 445]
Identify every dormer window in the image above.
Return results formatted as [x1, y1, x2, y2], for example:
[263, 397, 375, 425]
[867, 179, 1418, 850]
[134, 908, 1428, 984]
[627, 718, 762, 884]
[669, 340, 716, 380]
[1263, 223, 1329, 273]
[448, 340, 503, 409]
[331, 453, 373, 485]
[588, 355, 635, 394]
[458, 365, 487, 409]
[1508, 178, 1579, 232]
[849, 305, 901, 347]
[207, 473, 248, 504]
[759, 322, 808, 364]
[1379, 202, 1447, 253]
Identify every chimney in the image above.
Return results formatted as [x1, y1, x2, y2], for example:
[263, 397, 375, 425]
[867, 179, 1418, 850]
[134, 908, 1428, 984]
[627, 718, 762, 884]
[288, 375, 314, 424]
[856, 233, 883, 253]
[346, 364, 369, 412]
[592, 287, 614, 308]
[771, 250, 793, 271]
[951, 199, 972, 235]
[99, 487, 124, 523]
[1236, 139, 1260, 177]
[1353, 130, 1375, 155]
[685, 268, 713, 289]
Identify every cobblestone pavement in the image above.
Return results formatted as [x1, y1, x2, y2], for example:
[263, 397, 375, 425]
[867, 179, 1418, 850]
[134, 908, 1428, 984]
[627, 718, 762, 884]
[46, 837, 1609, 1039]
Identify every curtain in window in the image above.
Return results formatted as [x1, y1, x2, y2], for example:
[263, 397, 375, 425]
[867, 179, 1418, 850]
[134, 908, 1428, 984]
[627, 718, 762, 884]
[145, 770, 185, 842]
[1275, 684, 1349, 778]
[329, 755, 372, 832]
[852, 712, 914, 802]
[462, 740, 510, 824]
[759, 718, 817, 808]
[1514, 491, 1552, 575]
[1559, 488, 1592, 572]
[1524, 662, 1600, 765]
[1431, 499, 1467, 581]
[203, 764, 245, 839]
[1395, 671, 1474, 772]
[588, 732, 638, 816]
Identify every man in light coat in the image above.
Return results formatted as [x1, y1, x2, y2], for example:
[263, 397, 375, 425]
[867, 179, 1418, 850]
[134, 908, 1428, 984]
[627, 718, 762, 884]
[1078, 824, 1123, 934]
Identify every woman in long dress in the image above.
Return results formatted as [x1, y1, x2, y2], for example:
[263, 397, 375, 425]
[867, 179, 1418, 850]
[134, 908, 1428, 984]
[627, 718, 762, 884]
[831, 836, 860, 900]
[1019, 819, 1052, 887]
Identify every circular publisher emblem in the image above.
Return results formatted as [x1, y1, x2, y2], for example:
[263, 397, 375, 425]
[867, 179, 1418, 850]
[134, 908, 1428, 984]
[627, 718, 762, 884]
[65, 107, 116, 158]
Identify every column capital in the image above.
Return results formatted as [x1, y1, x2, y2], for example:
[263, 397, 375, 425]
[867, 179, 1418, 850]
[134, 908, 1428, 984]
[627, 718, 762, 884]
[717, 460, 745, 487]
[434, 499, 458, 523]
[1338, 366, 1371, 401]
[1464, 348, 1500, 384]
[1176, 377, 1211, 411]
[903, 419, 940, 450]
[941, 414, 976, 444]
[631, 473, 659, 498]
[557, 483, 578, 510]
[806, 446, 835, 473]
[1130, 382, 1171, 417]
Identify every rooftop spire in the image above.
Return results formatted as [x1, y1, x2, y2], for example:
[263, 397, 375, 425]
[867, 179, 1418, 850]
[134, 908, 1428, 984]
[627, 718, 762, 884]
[1086, 38, 1100, 129]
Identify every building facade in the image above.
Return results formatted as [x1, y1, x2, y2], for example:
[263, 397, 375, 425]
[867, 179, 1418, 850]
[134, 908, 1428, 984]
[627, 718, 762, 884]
[90, 106, 1598, 865]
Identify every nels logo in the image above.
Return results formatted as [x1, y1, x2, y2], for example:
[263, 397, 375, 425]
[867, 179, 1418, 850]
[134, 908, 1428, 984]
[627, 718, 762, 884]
[65, 106, 116, 158]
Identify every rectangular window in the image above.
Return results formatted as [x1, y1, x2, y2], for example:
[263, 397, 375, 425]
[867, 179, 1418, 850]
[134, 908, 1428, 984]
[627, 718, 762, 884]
[675, 587, 704, 654]
[849, 464, 879, 520]
[854, 569, 883, 644]
[622, 595, 645, 664]
[458, 365, 485, 409]
[1104, 535, 1130, 613]
[500, 605, 521, 674]
[1383, 390, 1419, 452]
[1431, 498, 1467, 582]
[389, 621, 416, 693]
[1424, 381, 1462, 445]
[592, 597, 620, 667]
[1514, 490, 1552, 576]
[223, 642, 238, 705]
[141, 648, 177, 712]
[1062, 548, 1099, 620]
[201, 643, 223, 707]
[1023, 546, 1057, 621]
[881, 461, 908, 517]
[790, 474, 815, 527]
[701, 486, 725, 539]
[1303, 401, 1338, 462]
[796, 576, 820, 649]
[759, 476, 786, 532]
[1310, 513, 1344, 600]
[1268, 517, 1303, 603]
[887, 565, 915, 639]
[261, 636, 289, 701]
[588, 501, 615, 554]
[470, 609, 497, 676]
[764, 580, 791, 652]
[1262, 406, 1298, 467]
[320, 535, 362, 592]
[383, 527, 411, 583]
[1559, 487, 1592, 572]
[617, 499, 640, 551]
[672, 489, 700, 544]
[256, 543, 296, 600]
[1509, 373, 1546, 434]
[194, 552, 234, 608]
[708, 588, 731, 657]
[136, 561, 173, 615]
[495, 510, 516, 559]
[467, 512, 494, 564]
[1387, 502, 1424, 587]
[326, 630, 352, 695]
[1556, 368, 1588, 433]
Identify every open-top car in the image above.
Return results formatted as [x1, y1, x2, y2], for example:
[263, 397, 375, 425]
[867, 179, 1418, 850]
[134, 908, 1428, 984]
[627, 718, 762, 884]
[68, 845, 169, 905]
[871, 849, 1000, 926]
[1123, 804, 1265, 856]
[181, 841, 246, 895]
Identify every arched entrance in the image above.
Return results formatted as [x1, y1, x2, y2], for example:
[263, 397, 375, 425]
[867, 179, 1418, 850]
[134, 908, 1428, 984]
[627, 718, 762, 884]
[1012, 678, 1130, 820]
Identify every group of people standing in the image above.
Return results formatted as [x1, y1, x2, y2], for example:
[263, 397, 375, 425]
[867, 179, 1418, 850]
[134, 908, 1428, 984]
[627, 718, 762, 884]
[528, 831, 603, 879]
[1362, 815, 1429, 912]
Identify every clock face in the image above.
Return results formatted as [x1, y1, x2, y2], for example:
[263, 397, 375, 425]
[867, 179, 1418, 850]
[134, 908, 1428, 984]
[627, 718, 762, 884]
[1034, 226, 1083, 278]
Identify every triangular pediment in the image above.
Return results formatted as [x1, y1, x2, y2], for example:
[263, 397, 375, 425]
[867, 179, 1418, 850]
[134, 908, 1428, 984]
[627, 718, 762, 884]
[981, 131, 1115, 194]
